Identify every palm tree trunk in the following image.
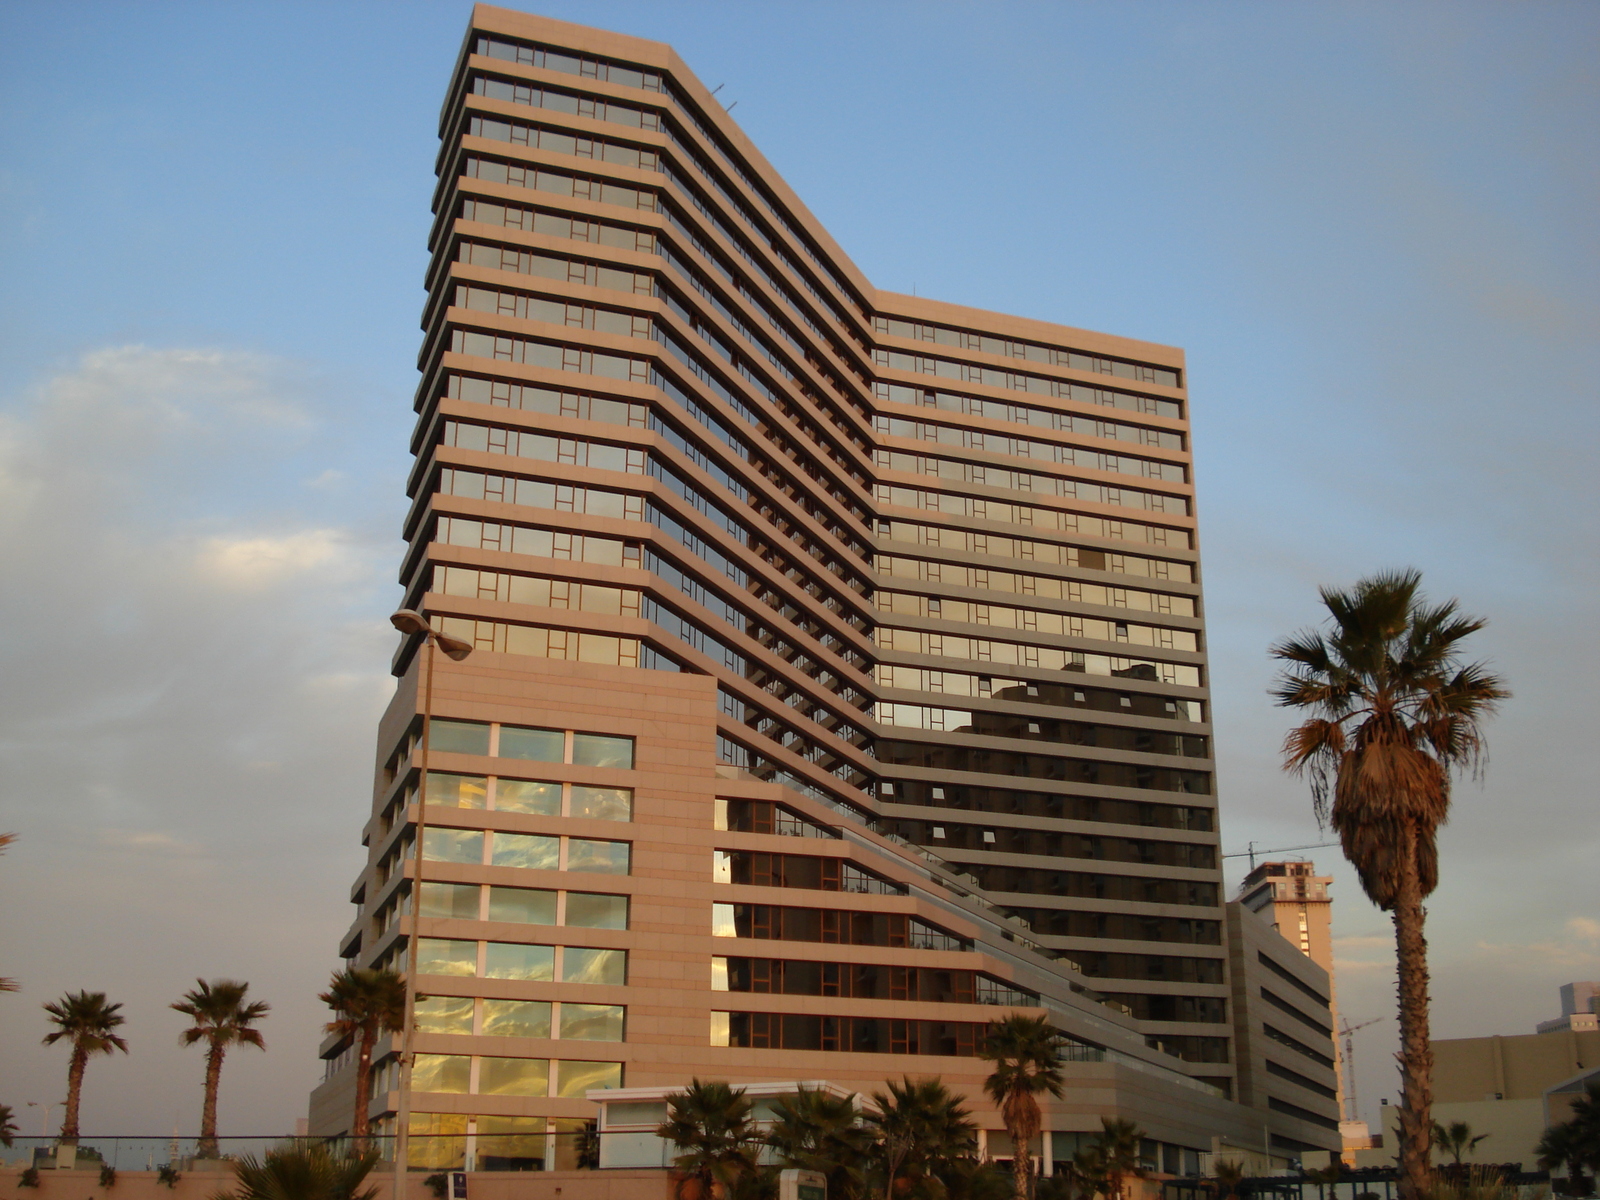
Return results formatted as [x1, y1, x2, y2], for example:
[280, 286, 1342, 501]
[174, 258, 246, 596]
[1393, 833, 1434, 1200]
[1012, 1142, 1032, 1200]
[199, 1042, 225, 1157]
[352, 1026, 377, 1148]
[61, 1045, 88, 1145]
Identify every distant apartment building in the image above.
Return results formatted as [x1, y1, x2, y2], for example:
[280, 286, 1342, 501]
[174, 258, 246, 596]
[1240, 861, 1346, 1116]
[306, 3, 1339, 1174]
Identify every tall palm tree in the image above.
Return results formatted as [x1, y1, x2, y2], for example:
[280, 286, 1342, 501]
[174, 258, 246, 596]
[657, 1079, 762, 1200]
[319, 968, 405, 1149]
[42, 991, 128, 1145]
[979, 1014, 1064, 1200]
[1272, 570, 1507, 1200]
[0, 1104, 17, 1148]
[1092, 1118, 1145, 1200]
[766, 1086, 871, 1200]
[864, 1076, 977, 1200]
[1431, 1120, 1488, 1168]
[218, 1140, 379, 1200]
[171, 979, 270, 1158]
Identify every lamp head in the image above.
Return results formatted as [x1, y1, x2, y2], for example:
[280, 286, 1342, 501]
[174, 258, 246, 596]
[436, 632, 474, 661]
[389, 609, 431, 637]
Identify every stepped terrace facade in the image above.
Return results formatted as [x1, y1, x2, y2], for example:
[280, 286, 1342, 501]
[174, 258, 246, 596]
[307, 3, 1340, 1175]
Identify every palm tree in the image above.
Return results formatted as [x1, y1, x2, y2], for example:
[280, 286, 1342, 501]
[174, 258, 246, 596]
[1211, 1159, 1245, 1200]
[319, 968, 405, 1149]
[1432, 1120, 1488, 1168]
[1272, 570, 1507, 1200]
[767, 1086, 871, 1200]
[172, 979, 270, 1158]
[0, 1104, 17, 1148]
[42, 990, 128, 1145]
[1092, 1118, 1145, 1200]
[864, 1076, 978, 1200]
[980, 1014, 1065, 1200]
[1536, 1122, 1587, 1196]
[658, 1079, 762, 1200]
[1047, 1145, 1107, 1200]
[218, 1141, 379, 1200]
[1304, 1164, 1343, 1200]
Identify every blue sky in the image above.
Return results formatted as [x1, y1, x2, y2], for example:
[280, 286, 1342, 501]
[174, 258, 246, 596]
[1, 0, 1596, 1140]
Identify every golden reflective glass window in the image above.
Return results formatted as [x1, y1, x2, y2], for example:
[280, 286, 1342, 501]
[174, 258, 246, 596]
[481, 998, 552, 1039]
[419, 882, 480, 920]
[559, 1003, 624, 1041]
[490, 832, 559, 870]
[414, 994, 475, 1035]
[564, 892, 628, 929]
[422, 828, 484, 864]
[415, 938, 478, 977]
[426, 772, 487, 808]
[495, 778, 561, 815]
[411, 1053, 470, 1094]
[569, 786, 632, 821]
[566, 838, 629, 874]
[477, 1055, 550, 1096]
[561, 947, 625, 985]
[553, 1059, 622, 1097]
[483, 942, 554, 980]
[487, 886, 557, 925]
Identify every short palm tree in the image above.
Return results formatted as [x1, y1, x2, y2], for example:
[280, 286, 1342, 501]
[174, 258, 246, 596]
[42, 990, 129, 1145]
[767, 1086, 871, 1200]
[1211, 1159, 1245, 1200]
[318, 968, 405, 1149]
[1272, 570, 1507, 1200]
[864, 1076, 977, 1200]
[1536, 1121, 1587, 1195]
[1093, 1118, 1145, 1200]
[658, 1079, 762, 1200]
[980, 1014, 1064, 1200]
[172, 979, 270, 1157]
[1432, 1120, 1488, 1167]
[218, 1140, 379, 1200]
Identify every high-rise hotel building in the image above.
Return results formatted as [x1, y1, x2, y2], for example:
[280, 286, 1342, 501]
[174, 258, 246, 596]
[309, 4, 1339, 1172]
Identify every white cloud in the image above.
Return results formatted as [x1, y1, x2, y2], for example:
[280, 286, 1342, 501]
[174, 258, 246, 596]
[194, 529, 352, 589]
[1568, 917, 1600, 943]
[97, 830, 206, 855]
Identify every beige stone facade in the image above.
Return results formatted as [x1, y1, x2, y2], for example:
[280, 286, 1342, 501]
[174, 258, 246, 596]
[306, 2, 1339, 1177]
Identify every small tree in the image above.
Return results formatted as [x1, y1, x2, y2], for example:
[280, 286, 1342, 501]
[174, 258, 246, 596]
[1093, 1118, 1145, 1200]
[658, 1079, 763, 1200]
[980, 1014, 1065, 1200]
[171, 979, 270, 1157]
[865, 1077, 978, 1200]
[42, 991, 128, 1145]
[1431, 1120, 1488, 1168]
[1211, 1160, 1245, 1200]
[319, 968, 405, 1149]
[217, 1142, 379, 1200]
[767, 1086, 870, 1200]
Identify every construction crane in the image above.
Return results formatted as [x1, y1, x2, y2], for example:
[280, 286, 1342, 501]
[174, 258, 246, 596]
[1339, 1016, 1387, 1122]
[1223, 840, 1340, 870]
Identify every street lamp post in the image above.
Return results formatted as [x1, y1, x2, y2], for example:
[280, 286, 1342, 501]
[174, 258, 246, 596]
[388, 609, 473, 1200]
